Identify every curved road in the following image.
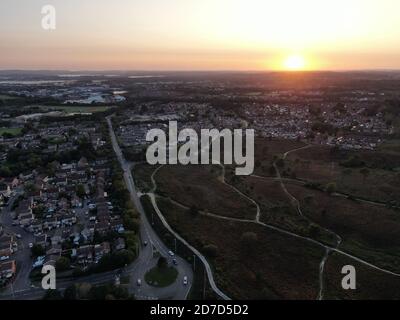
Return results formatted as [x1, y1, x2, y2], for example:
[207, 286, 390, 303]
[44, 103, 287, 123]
[146, 165, 231, 300]
[107, 117, 193, 300]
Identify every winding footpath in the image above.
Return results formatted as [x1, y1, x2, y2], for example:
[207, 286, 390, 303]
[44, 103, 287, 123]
[279, 145, 342, 300]
[146, 145, 400, 300]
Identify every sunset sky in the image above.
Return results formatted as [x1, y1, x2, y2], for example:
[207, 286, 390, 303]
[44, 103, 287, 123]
[1, 0, 400, 71]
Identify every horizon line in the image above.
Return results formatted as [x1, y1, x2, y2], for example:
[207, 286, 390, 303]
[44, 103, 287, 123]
[1, 68, 400, 73]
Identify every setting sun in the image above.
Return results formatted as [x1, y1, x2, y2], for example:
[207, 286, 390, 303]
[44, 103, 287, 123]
[284, 55, 306, 71]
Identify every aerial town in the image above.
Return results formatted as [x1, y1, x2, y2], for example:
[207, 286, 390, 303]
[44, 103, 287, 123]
[0, 70, 399, 301]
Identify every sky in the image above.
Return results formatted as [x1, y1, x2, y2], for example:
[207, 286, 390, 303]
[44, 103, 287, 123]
[1, 0, 400, 71]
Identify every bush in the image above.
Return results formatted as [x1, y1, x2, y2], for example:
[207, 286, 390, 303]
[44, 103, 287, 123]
[202, 244, 218, 258]
[56, 257, 71, 272]
[157, 257, 168, 269]
[240, 232, 258, 246]
[31, 244, 45, 258]
[325, 182, 337, 194]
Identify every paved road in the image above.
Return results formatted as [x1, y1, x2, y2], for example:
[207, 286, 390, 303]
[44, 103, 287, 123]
[107, 116, 193, 300]
[0, 189, 34, 297]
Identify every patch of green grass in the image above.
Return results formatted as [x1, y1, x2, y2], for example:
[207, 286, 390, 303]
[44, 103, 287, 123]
[378, 139, 400, 154]
[120, 275, 130, 285]
[0, 127, 22, 136]
[37, 105, 112, 113]
[145, 266, 178, 288]
[0, 95, 20, 101]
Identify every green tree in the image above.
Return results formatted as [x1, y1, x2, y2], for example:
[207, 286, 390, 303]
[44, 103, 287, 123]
[56, 257, 71, 272]
[63, 284, 77, 300]
[76, 184, 86, 198]
[202, 244, 218, 258]
[31, 244, 45, 258]
[360, 167, 370, 182]
[240, 232, 258, 246]
[325, 182, 337, 194]
[157, 256, 168, 269]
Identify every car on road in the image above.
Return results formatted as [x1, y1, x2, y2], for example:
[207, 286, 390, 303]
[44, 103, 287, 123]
[172, 258, 178, 265]
[143, 241, 148, 246]
[0, 256, 9, 261]
[137, 279, 142, 286]
[168, 250, 174, 257]
[12, 221, 18, 226]
[183, 276, 188, 285]
[15, 234, 22, 239]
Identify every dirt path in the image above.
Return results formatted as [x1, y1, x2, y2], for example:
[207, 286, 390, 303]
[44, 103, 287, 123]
[147, 156, 400, 300]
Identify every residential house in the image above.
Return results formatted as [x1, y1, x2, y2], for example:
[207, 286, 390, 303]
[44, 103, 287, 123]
[34, 234, 48, 248]
[61, 214, 76, 227]
[43, 255, 58, 268]
[110, 218, 124, 233]
[51, 229, 63, 246]
[19, 213, 34, 227]
[29, 220, 43, 234]
[114, 238, 126, 251]
[0, 183, 11, 198]
[76, 245, 94, 265]
[0, 260, 16, 280]
[94, 242, 111, 263]
[46, 244, 62, 256]
[43, 217, 59, 230]
[95, 221, 110, 235]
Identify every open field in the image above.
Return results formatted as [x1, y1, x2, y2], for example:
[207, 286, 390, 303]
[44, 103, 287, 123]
[0, 94, 21, 101]
[253, 138, 306, 176]
[286, 182, 400, 272]
[324, 252, 400, 300]
[0, 127, 22, 136]
[133, 163, 157, 193]
[137, 137, 400, 299]
[228, 175, 338, 246]
[157, 197, 324, 300]
[284, 144, 400, 204]
[35, 105, 112, 113]
[156, 165, 257, 220]
[145, 266, 178, 288]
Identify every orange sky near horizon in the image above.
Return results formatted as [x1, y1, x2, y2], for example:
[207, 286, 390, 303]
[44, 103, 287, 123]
[1, 0, 400, 71]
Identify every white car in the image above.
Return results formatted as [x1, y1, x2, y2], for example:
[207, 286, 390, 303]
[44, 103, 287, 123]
[137, 279, 142, 286]
[28, 243, 33, 248]
[0, 256, 9, 261]
[183, 276, 188, 285]
[168, 251, 174, 257]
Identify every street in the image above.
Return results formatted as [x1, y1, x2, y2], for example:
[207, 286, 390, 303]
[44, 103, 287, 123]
[107, 116, 193, 300]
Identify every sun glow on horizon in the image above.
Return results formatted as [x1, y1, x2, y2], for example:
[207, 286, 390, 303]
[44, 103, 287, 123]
[283, 55, 306, 71]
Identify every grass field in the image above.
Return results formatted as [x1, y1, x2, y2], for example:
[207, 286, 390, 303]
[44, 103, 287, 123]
[0, 94, 20, 101]
[0, 127, 22, 136]
[285, 181, 400, 272]
[324, 252, 400, 300]
[145, 266, 178, 287]
[133, 163, 157, 193]
[157, 197, 324, 299]
[284, 144, 400, 204]
[36, 105, 112, 113]
[228, 175, 338, 246]
[156, 164, 257, 220]
[136, 137, 400, 299]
